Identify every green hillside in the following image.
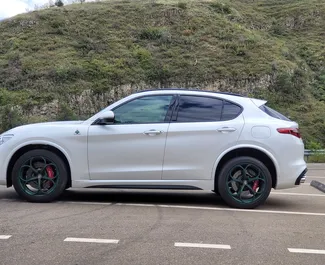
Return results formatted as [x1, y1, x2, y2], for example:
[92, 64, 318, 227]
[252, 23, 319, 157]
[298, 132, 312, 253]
[0, 0, 325, 148]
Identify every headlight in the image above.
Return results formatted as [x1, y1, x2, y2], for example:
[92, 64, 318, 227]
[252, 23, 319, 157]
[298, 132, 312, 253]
[0, 134, 14, 145]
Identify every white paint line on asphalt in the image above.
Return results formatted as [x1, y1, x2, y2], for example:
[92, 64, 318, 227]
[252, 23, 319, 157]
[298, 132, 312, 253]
[271, 192, 325, 197]
[62, 201, 113, 206]
[175, 242, 231, 249]
[114, 203, 325, 217]
[288, 248, 325, 255]
[64, 237, 119, 244]
[0, 235, 12, 240]
[2, 198, 325, 217]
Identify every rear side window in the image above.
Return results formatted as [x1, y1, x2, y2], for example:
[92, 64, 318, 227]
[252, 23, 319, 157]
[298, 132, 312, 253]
[221, 101, 242, 121]
[176, 96, 223, 122]
[175, 95, 242, 122]
[259, 105, 291, 121]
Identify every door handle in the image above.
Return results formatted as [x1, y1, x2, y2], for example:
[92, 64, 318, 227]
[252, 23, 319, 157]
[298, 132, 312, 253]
[217, 127, 237, 133]
[143, 130, 163, 136]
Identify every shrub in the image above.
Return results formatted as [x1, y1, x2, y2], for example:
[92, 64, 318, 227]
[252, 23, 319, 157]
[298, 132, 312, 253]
[133, 47, 152, 69]
[139, 27, 163, 40]
[0, 105, 24, 132]
[306, 140, 322, 150]
[210, 2, 231, 14]
[272, 69, 308, 102]
[307, 154, 325, 163]
[55, 0, 64, 7]
[270, 21, 287, 36]
[57, 102, 77, 121]
[177, 2, 187, 10]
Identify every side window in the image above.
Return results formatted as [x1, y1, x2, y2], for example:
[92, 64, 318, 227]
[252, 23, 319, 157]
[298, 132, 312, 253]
[176, 96, 223, 122]
[113, 95, 173, 124]
[221, 101, 242, 121]
[259, 104, 291, 121]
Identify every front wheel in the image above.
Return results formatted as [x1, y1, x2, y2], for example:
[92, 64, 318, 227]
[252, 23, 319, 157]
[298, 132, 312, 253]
[12, 149, 68, 203]
[217, 156, 272, 209]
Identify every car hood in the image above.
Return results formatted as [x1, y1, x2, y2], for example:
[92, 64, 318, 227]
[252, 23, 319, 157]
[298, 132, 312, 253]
[1, 120, 85, 135]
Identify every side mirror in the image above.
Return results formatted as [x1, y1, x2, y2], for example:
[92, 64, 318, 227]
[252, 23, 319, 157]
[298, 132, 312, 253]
[95, 110, 115, 125]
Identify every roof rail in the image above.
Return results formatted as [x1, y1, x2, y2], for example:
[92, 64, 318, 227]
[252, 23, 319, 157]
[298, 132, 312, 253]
[134, 88, 246, 97]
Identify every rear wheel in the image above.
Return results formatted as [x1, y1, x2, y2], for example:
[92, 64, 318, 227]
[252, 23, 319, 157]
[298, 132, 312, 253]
[12, 149, 68, 203]
[217, 156, 272, 209]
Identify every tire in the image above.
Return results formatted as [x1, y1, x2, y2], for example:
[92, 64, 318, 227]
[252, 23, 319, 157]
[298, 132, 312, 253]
[217, 156, 272, 209]
[12, 149, 68, 203]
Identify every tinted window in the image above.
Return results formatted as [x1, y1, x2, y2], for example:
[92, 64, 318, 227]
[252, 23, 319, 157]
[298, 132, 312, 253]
[176, 96, 223, 122]
[259, 105, 291, 121]
[221, 101, 242, 120]
[113, 95, 173, 124]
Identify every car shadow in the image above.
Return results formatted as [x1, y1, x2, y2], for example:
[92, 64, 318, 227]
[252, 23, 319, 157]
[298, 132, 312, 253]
[61, 189, 229, 207]
[61, 189, 299, 211]
[0, 187, 300, 211]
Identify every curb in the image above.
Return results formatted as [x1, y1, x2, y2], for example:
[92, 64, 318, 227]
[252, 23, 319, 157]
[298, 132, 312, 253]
[310, 180, 325, 193]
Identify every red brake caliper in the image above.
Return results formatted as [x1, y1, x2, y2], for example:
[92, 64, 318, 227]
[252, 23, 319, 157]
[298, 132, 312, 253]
[252, 180, 259, 192]
[45, 166, 54, 188]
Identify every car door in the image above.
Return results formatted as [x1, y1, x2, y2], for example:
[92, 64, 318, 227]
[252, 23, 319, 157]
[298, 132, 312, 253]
[162, 95, 245, 180]
[88, 94, 175, 180]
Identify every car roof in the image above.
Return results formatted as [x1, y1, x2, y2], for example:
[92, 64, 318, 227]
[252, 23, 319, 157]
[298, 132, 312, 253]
[134, 88, 246, 98]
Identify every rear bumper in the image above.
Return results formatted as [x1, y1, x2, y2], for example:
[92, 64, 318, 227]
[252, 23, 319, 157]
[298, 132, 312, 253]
[275, 160, 307, 189]
[295, 168, 307, 185]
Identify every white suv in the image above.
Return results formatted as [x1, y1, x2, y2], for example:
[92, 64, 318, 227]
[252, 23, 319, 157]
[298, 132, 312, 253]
[0, 89, 307, 208]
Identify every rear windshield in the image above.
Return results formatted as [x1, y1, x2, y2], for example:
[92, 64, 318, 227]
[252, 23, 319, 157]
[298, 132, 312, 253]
[259, 105, 291, 121]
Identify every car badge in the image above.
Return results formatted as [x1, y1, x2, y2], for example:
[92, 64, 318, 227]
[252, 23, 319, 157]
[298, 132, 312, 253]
[74, 129, 80, 135]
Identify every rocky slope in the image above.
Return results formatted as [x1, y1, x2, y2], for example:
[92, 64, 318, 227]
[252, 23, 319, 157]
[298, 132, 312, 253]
[0, 0, 324, 147]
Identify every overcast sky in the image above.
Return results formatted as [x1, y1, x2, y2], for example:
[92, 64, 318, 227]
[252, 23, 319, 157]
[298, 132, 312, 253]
[0, 0, 47, 19]
[0, 0, 96, 20]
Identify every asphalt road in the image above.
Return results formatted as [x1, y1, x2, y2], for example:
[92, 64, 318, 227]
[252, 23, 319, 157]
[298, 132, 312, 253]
[0, 165, 324, 265]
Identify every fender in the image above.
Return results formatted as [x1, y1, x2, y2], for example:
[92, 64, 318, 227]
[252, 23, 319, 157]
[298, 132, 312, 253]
[4, 139, 72, 182]
[211, 144, 280, 179]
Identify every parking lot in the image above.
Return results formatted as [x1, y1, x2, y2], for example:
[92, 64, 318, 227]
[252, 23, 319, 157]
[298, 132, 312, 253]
[0, 164, 324, 265]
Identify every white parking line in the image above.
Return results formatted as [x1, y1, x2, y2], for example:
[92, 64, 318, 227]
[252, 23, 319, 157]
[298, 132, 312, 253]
[61, 201, 113, 206]
[64, 237, 119, 244]
[114, 203, 325, 217]
[175, 242, 231, 249]
[288, 248, 325, 255]
[271, 192, 325, 197]
[0, 235, 12, 240]
[2, 198, 325, 217]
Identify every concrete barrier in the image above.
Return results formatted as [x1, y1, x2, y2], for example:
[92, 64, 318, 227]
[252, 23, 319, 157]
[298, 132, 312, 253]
[310, 180, 325, 193]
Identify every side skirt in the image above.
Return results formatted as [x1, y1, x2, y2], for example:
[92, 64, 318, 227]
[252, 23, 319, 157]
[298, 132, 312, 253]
[84, 185, 202, 190]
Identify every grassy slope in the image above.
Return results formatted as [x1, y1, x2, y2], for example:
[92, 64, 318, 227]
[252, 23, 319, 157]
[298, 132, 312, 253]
[0, 0, 324, 147]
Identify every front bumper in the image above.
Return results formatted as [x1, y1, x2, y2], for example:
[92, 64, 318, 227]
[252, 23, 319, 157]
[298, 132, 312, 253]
[295, 168, 307, 185]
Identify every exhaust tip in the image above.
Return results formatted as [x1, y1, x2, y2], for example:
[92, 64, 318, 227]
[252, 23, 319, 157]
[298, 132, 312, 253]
[295, 169, 307, 185]
[300, 176, 306, 184]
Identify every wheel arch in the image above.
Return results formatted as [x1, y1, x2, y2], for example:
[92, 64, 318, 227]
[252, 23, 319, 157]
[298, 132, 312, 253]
[213, 146, 278, 191]
[6, 142, 72, 189]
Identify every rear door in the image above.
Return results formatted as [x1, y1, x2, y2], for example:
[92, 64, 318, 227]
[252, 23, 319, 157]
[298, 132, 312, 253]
[162, 95, 245, 180]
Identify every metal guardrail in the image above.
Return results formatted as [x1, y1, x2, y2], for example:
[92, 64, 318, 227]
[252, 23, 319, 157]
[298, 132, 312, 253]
[304, 149, 325, 161]
[304, 149, 325, 155]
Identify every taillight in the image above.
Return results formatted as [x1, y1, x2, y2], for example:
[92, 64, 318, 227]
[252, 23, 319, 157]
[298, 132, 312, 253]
[277, 128, 301, 138]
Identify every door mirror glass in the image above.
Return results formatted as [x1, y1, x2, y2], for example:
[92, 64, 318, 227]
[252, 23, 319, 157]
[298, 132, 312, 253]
[96, 110, 115, 125]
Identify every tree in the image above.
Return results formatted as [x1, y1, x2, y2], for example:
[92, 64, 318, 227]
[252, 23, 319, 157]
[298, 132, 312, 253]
[55, 0, 64, 7]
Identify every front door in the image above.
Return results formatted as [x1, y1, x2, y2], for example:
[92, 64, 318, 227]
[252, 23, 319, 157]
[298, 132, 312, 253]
[88, 94, 175, 180]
